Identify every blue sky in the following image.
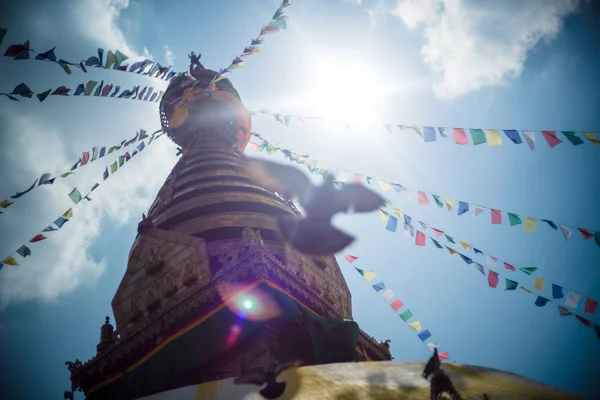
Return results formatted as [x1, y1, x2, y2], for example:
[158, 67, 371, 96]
[0, 0, 599, 398]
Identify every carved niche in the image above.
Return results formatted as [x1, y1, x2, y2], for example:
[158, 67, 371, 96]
[145, 286, 161, 311]
[182, 261, 198, 286]
[162, 274, 177, 297]
[127, 298, 143, 322]
[145, 244, 164, 275]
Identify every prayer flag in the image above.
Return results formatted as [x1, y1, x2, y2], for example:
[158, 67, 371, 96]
[51, 86, 70, 96]
[491, 209, 502, 224]
[16, 245, 31, 258]
[91, 183, 99, 192]
[11, 179, 38, 199]
[562, 131, 584, 145]
[558, 306, 572, 316]
[81, 151, 90, 166]
[521, 286, 533, 294]
[505, 279, 518, 291]
[386, 216, 398, 232]
[344, 255, 358, 263]
[38, 173, 52, 185]
[457, 201, 469, 216]
[423, 126, 436, 142]
[508, 213, 522, 226]
[583, 131, 600, 146]
[432, 194, 443, 208]
[417, 191, 429, 205]
[485, 129, 502, 146]
[559, 225, 572, 241]
[459, 241, 471, 251]
[372, 282, 386, 292]
[469, 129, 486, 145]
[419, 221, 428, 231]
[62, 208, 73, 219]
[409, 321, 422, 331]
[577, 228, 594, 240]
[438, 352, 450, 361]
[404, 215, 412, 225]
[446, 246, 458, 256]
[474, 263, 485, 275]
[399, 309, 413, 321]
[364, 271, 376, 282]
[68, 188, 82, 204]
[445, 198, 454, 211]
[119, 155, 125, 166]
[541, 130, 562, 148]
[524, 217, 535, 232]
[473, 248, 483, 255]
[418, 330, 432, 341]
[488, 270, 499, 288]
[566, 292, 580, 308]
[42, 225, 58, 232]
[382, 289, 393, 301]
[575, 315, 592, 328]
[532, 277, 546, 292]
[54, 217, 69, 228]
[503, 129, 522, 144]
[0, 200, 13, 208]
[2, 256, 19, 266]
[137, 142, 145, 152]
[431, 238, 443, 249]
[453, 128, 468, 144]
[552, 284, 564, 299]
[503, 262, 516, 271]
[432, 228, 444, 236]
[29, 234, 46, 243]
[459, 254, 473, 264]
[415, 231, 426, 246]
[354, 267, 364, 276]
[522, 130, 535, 150]
[110, 162, 118, 174]
[541, 219, 557, 230]
[36, 89, 51, 102]
[473, 206, 485, 217]
[444, 234, 455, 244]
[391, 299, 403, 311]
[585, 298, 597, 315]
[520, 267, 537, 275]
[535, 296, 549, 307]
[379, 181, 392, 191]
[487, 255, 497, 265]
[103, 167, 109, 181]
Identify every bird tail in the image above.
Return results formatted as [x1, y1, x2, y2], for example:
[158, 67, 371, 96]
[278, 216, 355, 256]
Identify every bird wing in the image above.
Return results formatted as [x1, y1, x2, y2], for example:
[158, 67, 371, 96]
[334, 184, 384, 214]
[245, 158, 313, 202]
[234, 372, 266, 386]
[274, 360, 303, 376]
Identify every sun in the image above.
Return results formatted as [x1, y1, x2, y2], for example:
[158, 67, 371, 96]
[302, 54, 387, 127]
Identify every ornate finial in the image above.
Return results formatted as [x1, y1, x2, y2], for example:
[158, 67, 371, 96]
[105, 316, 110, 325]
[188, 51, 204, 71]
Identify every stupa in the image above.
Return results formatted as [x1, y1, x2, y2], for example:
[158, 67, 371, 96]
[65, 55, 391, 400]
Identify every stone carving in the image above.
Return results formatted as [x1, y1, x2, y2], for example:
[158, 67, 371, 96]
[137, 213, 154, 235]
[218, 247, 239, 268]
[145, 245, 164, 274]
[182, 261, 198, 286]
[146, 287, 160, 311]
[242, 227, 264, 246]
[162, 274, 177, 297]
[128, 298, 142, 322]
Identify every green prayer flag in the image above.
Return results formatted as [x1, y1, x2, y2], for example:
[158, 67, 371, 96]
[469, 129, 487, 145]
[505, 278, 518, 291]
[114, 50, 129, 69]
[562, 131, 584, 145]
[16, 245, 31, 258]
[431, 238, 443, 249]
[118, 155, 125, 167]
[60, 172, 73, 178]
[444, 234, 455, 244]
[595, 231, 600, 248]
[354, 267, 364, 276]
[93, 80, 103, 96]
[36, 89, 52, 102]
[68, 188, 82, 204]
[432, 194, 443, 208]
[110, 162, 118, 174]
[508, 212, 522, 226]
[520, 267, 537, 275]
[0, 28, 7, 47]
[399, 309, 413, 321]
[384, 199, 393, 208]
[70, 158, 81, 171]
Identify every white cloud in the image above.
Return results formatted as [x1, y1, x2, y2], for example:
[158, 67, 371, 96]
[143, 46, 153, 60]
[344, 0, 363, 4]
[391, 0, 581, 99]
[164, 45, 175, 67]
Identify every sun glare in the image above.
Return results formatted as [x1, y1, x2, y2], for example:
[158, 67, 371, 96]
[304, 55, 387, 127]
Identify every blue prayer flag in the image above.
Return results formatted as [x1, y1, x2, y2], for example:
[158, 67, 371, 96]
[458, 201, 469, 216]
[372, 282, 386, 292]
[552, 284, 564, 299]
[386, 215, 398, 232]
[535, 296, 549, 307]
[423, 126, 436, 142]
[503, 129, 522, 144]
[418, 330, 432, 341]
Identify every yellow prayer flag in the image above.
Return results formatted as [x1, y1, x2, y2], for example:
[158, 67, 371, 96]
[445, 197, 454, 211]
[532, 277, 546, 292]
[408, 321, 422, 331]
[411, 126, 422, 136]
[363, 271, 377, 282]
[110, 162, 118, 174]
[524, 216, 535, 232]
[379, 181, 392, 191]
[391, 208, 403, 218]
[583, 132, 600, 146]
[460, 240, 472, 251]
[446, 246, 458, 256]
[2, 255, 19, 266]
[379, 209, 389, 222]
[62, 208, 73, 219]
[485, 130, 502, 147]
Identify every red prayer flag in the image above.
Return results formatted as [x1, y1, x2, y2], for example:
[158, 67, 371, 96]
[432, 228, 444, 236]
[417, 191, 430, 205]
[491, 209, 502, 224]
[344, 255, 358, 263]
[29, 234, 47, 243]
[80, 151, 90, 166]
[438, 352, 450, 361]
[576, 315, 592, 327]
[488, 270, 499, 288]
[453, 128, 468, 145]
[541, 130, 563, 148]
[585, 298, 597, 315]
[51, 86, 71, 95]
[503, 262, 516, 271]
[353, 173, 362, 183]
[415, 231, 426, 246]
[391, 299, 403, 311]
[577, 228, 594, 240]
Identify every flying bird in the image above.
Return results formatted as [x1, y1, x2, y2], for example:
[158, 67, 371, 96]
[245, 158, 384, 255]
[234, 360, 302, 399]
